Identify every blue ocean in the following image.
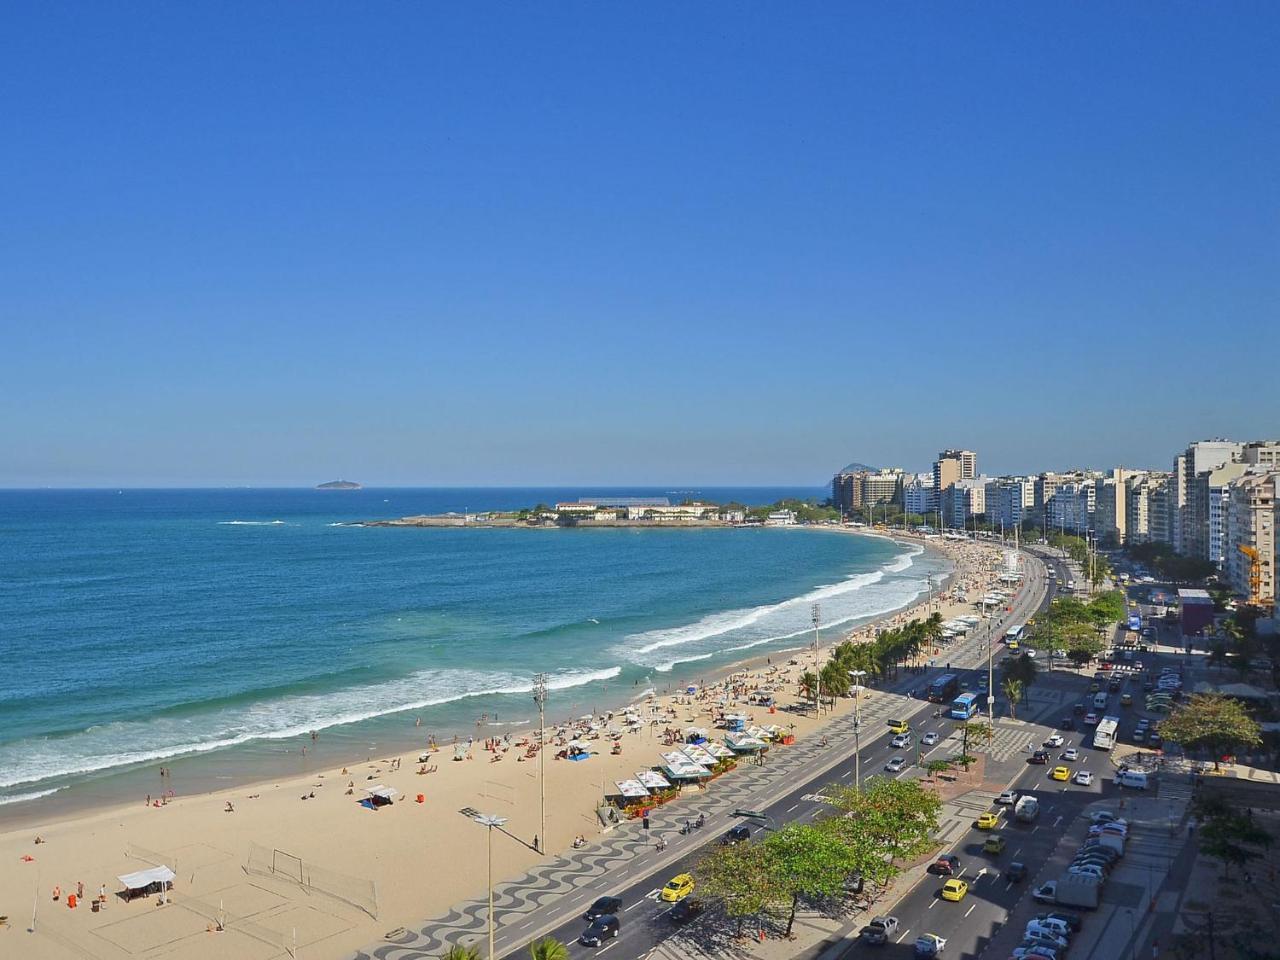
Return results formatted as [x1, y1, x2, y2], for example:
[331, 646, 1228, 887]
[0, 488, 946, 812]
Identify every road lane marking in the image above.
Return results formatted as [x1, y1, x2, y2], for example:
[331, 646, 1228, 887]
[786, 802, 800, 813]
[928, 899, 938, 909]
[965, 904, 976, 917]
[624, 900, 644, 912]
[897, 929, 911, 943]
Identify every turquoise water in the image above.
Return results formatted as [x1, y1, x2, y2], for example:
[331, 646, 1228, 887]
[0, 488, 946, 810]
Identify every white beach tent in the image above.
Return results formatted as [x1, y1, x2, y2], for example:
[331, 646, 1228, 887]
[725, 733, 767, 752]
[118, 865, 175, 901]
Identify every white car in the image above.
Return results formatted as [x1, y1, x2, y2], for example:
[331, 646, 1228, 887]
[892, 734, 912, 749]
[1061, 748, 1080, 761]
[886, 756, 907, 772]
[996, 790, 1018, 805]
[1090, 811, 1126, 826]
[922, 732, 940, 746]
[1068, 864, 1105, 880]
[1089, 823, 1128, 838]
[1024, 925, 1069, 949]
[1074, 770, 1094, 786]
[1044, 735, 1065, 748]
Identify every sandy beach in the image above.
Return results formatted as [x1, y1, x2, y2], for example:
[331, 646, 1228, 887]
[0, 531, 1018, 960]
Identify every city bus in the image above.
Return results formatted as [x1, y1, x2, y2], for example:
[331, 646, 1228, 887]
[950, 692, 980, 720]
[1093, 716, 1120, 750]
[1004, 625, 1025, 645]
[928, 673, 960, 704]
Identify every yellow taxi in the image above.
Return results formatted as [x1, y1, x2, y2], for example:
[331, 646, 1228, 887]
[660, 873, 695, 902]
[940, 878, 969, 902]
[888, 719, 909, 735]
[976, 812, 1001, 830]
[1051, 765, 1071, 781]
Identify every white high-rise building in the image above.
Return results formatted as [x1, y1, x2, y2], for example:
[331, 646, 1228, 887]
[1172, 439, 1243, 556]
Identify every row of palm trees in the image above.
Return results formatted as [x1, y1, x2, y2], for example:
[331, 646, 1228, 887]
[799, 612, 946, 708]
[441, 936, 567, 960]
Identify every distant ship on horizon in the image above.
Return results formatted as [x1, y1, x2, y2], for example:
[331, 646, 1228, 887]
[316, 479, 362, 490]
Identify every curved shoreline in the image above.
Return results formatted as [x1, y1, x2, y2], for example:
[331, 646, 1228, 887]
[0, 534, 1013, 960]
[0, 528, 944, 829]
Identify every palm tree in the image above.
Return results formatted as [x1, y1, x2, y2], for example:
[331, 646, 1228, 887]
[528, 937, 569, 960]
[1002, 679, 1023, 719]
[820, 661, 851, 700]
[798, 670, 820, 707]
[442, 946, 481, 960]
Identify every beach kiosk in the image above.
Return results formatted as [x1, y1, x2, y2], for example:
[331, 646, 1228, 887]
[681, 743, 717, 767]
[726, 732, 768, 753]
[635, 769, 672, 791]
[659, 751, 711, 787]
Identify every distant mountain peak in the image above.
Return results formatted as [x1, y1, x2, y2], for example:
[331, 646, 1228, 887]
[837, 462, 877, 475]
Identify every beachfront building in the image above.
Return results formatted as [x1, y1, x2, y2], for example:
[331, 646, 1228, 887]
[831, 462, 876, 515]
[942, 476, 986, 528]
[1171, 439, 1243, 556]
[625, 503, 718, 521]
[903, 473, 936, 516]
[555, 502, 601, 515]
[933, 449, 977, 495]
[1048, 480, 1095, 535]
[1033, 472, 1062, 525]
[765, 509, 797, 526]
[720, 508, 746, 523]
[1225, 471, 1277, 606]
[984, 477, 1035, 531]
[861, 468, 905, 506]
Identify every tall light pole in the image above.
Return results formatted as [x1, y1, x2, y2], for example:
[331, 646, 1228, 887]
[475, 813, 508, 960]
[532, 674, 547, 852]
[811, 603, 822, 715]
[851, 669, 866, 791]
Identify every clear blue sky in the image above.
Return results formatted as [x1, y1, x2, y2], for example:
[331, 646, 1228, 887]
[3, 4, 1277, 487]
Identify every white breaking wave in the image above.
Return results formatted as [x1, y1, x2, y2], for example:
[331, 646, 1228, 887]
[218, 520, 290, 526]
[0, 665, 621, 791]
[627, 541, 932, 672]
[0, 786, 65, 806]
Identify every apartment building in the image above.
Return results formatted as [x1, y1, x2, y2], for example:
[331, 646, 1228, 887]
[985, 477, 1035, 530]
[1172, 439, 1243, 555]
[933, 449, 977, 494]
[942, 476, 987, 528]
[1225, 472, 1277, 606]
[1201, 462, 1251, 567]
[1048, 480, 1095, 534]
[1125, 472, 1171, 544]
[861, 469, 905, 506]
[1092, 468, 1141, 546]
[1241, 441, 1280, 468]
[902, 474, 936, 515]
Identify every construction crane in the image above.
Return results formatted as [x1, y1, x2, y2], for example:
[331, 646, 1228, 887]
[1237, 544, 1272, 612]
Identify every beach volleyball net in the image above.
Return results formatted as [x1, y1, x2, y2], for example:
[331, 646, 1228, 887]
[177, 892, 294, 957]
[245, 842, 378, 919]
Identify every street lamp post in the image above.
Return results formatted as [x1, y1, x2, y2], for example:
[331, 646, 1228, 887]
[811, 603, 822, 715]
[532, 674, 547, 852]
[851, 670, 867, 791]
[474, 813, 509, 960]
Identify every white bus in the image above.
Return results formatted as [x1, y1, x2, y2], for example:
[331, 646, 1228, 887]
[1004, 625, 1025, 644]
[1093, 716, 1120, 750]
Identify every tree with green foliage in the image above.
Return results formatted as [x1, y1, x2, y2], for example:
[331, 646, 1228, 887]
[1159, 695, 1263, 770]
[820, 661, 851, 701]
[527, 936, 569, 960]
[442, 946, 481, 960]
[1194, 795, 1275, 878]
[763, 823, 864, 936]
[1001, 655, 1038, 702]
[798, 671, 820, 712]
[823, 778, 941, 889]
[925, 758, 952, 781]
[693, 837, 777, 933]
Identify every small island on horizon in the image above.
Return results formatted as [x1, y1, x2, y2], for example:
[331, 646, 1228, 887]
[316, 479, 362, 490]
